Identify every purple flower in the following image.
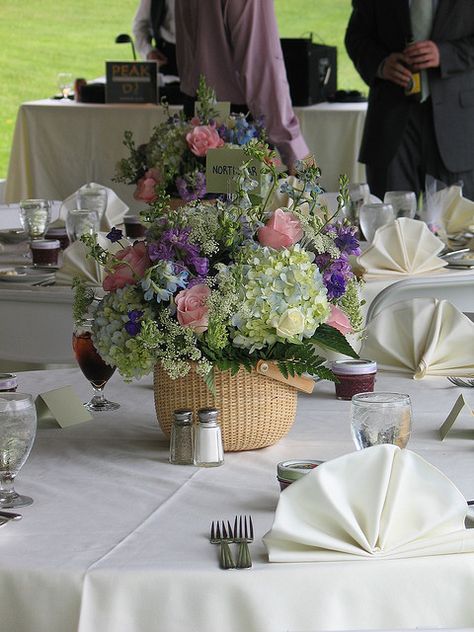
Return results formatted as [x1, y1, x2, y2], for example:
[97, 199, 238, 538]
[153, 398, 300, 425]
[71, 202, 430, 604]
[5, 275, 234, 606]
[190, 256, 209, 276]
[325, 222, 361, 257]
[106, 227, 123, 243]
[176, 171, 207, 202]
[125, 309, 143, 336]
[322, 259, 353, 299]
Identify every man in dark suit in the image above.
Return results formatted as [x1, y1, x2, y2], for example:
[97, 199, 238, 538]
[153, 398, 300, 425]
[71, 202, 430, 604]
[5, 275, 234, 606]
[345, 0, 474, 201]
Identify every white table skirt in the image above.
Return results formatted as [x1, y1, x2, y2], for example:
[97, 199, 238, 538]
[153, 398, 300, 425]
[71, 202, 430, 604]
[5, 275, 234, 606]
[1, 368, 474, 632]
[4, 100, 367, 207]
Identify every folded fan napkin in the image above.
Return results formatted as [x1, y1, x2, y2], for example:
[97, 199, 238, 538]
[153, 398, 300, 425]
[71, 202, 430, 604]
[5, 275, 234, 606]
[431, 184, 474, 235]
[56, 232, 121, 287]
[362, 298, 474, 379]
[357, 218, 447, 277]
[55, 183, 128, 231]
[264, 444, 474, 562]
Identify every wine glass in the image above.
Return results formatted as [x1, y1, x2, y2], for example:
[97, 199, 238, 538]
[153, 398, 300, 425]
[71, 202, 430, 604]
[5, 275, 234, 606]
[19, 199, 51, 259]
[348, 182, 371, 223]
[57, 72, 73, 99]
[359, 202, 395, 242]
[351, 392, 412, 450]
[384, 191, 417, 219]
[76, 183, 108, 223]
[0, 393, 37, 508]
[72, 320, 120, 412]
[66, 209, 100, 243]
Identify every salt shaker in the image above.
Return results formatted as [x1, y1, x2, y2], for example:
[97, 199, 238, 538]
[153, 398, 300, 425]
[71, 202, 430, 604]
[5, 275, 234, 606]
[193, 408, 224, 467]
[169, 409, 194, 465]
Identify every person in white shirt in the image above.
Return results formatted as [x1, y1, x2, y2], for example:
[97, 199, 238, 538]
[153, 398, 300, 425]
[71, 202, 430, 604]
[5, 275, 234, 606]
[132, 0, 177, 76]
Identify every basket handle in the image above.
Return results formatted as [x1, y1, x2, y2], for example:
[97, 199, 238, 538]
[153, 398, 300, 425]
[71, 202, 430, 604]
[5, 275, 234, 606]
[256, 360, 315, 394]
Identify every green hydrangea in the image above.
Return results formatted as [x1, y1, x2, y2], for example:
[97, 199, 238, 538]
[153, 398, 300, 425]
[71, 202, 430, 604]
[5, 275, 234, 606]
[229, 245, 330, 352]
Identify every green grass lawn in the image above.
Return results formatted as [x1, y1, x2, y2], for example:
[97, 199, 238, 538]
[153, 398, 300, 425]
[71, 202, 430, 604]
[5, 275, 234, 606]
[0, 0, 365, 179]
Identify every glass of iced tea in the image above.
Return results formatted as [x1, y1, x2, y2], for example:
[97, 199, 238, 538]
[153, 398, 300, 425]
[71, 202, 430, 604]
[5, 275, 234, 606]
[72, 320, 120, 412]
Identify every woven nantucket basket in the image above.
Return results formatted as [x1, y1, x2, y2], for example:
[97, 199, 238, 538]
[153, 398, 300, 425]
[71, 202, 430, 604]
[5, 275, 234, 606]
[153, 364, 299, 452]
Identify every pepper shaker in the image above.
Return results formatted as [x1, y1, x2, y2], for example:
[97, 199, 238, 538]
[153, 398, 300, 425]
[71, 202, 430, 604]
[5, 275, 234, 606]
[169, 409, 194, 465]
[193, 408, 224, 467]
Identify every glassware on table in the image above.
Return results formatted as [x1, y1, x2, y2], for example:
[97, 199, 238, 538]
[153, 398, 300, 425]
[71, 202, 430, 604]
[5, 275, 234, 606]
[359, 202, 395, 242]
[76, 183, 108, 221]
[383, 191, 417, 219]
[19, 199, 51, 259]
[57, 72, 74, 99]
[65, 209, 100, 243]
[72, 320, 120, 412]
[351, 392, 412, 450]
[0, 393, 37, 508]
[348, 183, 371, 223]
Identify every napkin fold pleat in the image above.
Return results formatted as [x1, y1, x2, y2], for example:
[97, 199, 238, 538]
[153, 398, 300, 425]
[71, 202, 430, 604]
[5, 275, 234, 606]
[362, 298, 474, 378]
[55, 183, 128, 231]
[56, 232, 121, 287]
[357, 218, 446, 277]
[435, 185, 474, 234]
[264, 445, 474, 562]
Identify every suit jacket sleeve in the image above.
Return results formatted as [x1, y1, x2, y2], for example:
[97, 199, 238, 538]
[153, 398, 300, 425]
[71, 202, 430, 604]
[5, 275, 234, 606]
[438, 34, 474, 78]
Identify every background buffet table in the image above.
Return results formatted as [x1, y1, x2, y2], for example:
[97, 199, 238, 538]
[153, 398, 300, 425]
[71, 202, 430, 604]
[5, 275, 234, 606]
[1, 368, 474, 632]
[4, 99, 367, 206]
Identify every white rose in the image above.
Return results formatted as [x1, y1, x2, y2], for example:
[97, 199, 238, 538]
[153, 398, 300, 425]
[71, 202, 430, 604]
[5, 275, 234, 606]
[276, 308, 305, 338]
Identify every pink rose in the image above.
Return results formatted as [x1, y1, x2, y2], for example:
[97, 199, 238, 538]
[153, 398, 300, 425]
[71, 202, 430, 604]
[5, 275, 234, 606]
[257, 208, 303, 249]
[134, 168, 163, 203]
[327, 305, 353, 336]
[175, 284, 211, 333]
[186, 125, 224, 157]
[103, 241, 151, 292]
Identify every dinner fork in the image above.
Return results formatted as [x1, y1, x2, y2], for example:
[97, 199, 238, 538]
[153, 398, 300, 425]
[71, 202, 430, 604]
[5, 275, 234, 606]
[210, 520, 235, 569]
[447, 377, 474, 388]
[233, 514, 254, 569]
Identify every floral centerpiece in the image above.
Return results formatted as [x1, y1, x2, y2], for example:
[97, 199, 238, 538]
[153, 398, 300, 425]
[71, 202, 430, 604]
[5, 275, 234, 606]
[114, 77, 266, 204]
[77, 143, 363, 449]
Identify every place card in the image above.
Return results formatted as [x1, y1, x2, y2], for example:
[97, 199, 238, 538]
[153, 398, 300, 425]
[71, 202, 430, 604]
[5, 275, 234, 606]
[35, 386, 92, 428]
[206, 146, 261, 194]
[194, 101, 230, 124]
[105, 61, 158, 104]
[439, 394, 474, 440]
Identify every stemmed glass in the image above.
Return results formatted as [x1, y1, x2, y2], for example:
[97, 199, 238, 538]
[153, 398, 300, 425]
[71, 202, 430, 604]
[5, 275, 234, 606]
[77, 183, 108, 222]
[348, 182, 371, 223]
[351, 392, 412, 450]
[19, 198, 51, 259]
[384, 191, 417, 219]
[66, 209, 100, 243]
[57, 72, 74, 99]
[359, 202, 395, 242]
[72, 320, 120, 412]
[0, 393, 37, 508]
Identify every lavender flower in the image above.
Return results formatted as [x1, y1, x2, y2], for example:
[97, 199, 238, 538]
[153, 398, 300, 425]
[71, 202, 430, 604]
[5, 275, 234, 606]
[328, 222, 361, 257]
[176, 171, 206, 202]
[106, 227, 123, 243]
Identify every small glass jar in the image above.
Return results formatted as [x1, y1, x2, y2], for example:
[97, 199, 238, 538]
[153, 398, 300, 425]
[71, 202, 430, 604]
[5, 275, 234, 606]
[331, 359, 377, 400]
[0, 373, 18, 392]
[30, 239, 61, 266]
[193, 408, 224, 467]
[45, 227, 70, 250]
[277, 459, 323, 491]
[169, 409, 194, 465]
[124, 215, 147, 239]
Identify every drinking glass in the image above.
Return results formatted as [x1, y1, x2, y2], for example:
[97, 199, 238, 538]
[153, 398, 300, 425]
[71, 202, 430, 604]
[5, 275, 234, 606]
[19, 199, 51, 259]
[348, 182, 371, 223]
[384, 191, 417, 219]
[0, 393, 37, 508]
[57, 72, 73, 99]
[72, 320, 120, 412]
[351, 392, 412, 450]
[76, 183, 108, 221]
[66, 209, 100, 243]
[359, 202, 395, 242]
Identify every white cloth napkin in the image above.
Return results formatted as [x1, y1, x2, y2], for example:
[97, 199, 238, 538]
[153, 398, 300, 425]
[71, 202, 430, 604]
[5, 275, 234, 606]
[427, 184, 474, 235]
[357, 218, 447, 277]
[362, 298, 474, 379]
[264, 444, 474, 562]
[55, 233, 120, 287]
[56, 183, 128, 231]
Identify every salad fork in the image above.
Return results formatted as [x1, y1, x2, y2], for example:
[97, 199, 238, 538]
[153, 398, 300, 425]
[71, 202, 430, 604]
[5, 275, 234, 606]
[233, 514, 254, 569]
[447, 377, 474, 388]
[210, 520, 235, 569]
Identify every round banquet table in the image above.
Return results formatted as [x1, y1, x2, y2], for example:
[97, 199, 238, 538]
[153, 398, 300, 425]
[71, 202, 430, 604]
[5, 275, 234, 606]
[1, 368, 474, 632]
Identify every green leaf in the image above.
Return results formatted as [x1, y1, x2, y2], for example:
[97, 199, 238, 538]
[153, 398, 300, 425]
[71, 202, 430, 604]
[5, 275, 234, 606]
[310, 324, 359, 359]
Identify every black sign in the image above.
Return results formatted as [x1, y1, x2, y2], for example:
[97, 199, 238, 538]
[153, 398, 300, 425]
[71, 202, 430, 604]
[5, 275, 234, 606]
[105, 61, 158, 104]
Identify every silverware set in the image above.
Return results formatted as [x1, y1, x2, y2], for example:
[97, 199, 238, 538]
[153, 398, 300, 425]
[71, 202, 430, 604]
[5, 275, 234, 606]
[447, 377, 474, 388]
[210, 515, 254, 569]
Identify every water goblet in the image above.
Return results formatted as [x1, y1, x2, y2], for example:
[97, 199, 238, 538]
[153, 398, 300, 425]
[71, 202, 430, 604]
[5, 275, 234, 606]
[359, 202, 395, 242]
[0, 393, 37, 508]
[66, 209, 100, 243]
[57, 72, 73, 99]
[72, 320, 120, 412]
[348, 182, 371, 223]
[76, 183, 108, 222]
[384, 191, 417, 219]
[351, 392, 412, 450]
[19, 199, 51, 259]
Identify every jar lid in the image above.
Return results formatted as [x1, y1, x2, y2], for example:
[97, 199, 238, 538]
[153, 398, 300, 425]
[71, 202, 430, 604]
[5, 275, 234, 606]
[0, 373, 18, 390]
[198, 407, 219, 423]
[331, 359, 377, 376]
[124, 215, 142, 224]
[45, 228, 67, 236]
[173, 409, 193, 424]
[30, 239, 60, 249]
[277, 459, 324, 483]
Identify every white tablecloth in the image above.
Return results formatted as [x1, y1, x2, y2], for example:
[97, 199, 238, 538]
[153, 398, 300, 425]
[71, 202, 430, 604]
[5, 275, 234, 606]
[2, 368, 474, 632]
[4, 100, 367, 207]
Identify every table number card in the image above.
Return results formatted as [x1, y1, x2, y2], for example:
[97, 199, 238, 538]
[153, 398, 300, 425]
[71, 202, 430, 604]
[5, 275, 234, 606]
[194, 101, 230, 124]
[439, 394, 474, 440]
[105, 61, 158, 104]
[206, 147, 261, 195]
[35, 386, 93, 428]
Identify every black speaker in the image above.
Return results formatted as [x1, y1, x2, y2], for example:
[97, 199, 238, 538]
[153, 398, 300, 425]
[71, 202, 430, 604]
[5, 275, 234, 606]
[281, 39, 337, 106]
